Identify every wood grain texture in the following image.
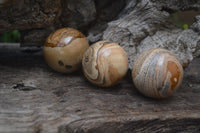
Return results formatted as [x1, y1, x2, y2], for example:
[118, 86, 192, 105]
[102, 0, 200, 68]
[0, 43, 200, 133]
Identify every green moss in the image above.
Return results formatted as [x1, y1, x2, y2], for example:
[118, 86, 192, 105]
[0, 30, 20, 43]
[170, 10, 200, 30]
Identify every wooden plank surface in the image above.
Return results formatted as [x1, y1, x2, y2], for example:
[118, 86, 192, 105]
[0, 43, 200, 133]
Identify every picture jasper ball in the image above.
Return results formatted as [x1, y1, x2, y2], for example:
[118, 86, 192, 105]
[82, 41, 128, 87]
[132, 48, 183, 98]
[43, 28, 89, 73]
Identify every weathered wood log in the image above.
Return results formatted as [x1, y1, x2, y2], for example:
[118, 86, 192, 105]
[1, 1, 200, 132]
[0, 43, 200, 133]
[102, 0, 200, 68]
[1, 0, 200, 68]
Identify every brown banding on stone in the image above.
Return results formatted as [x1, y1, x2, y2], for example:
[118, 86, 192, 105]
[43, 27, 89, 73]
[82, 40, 128, 87]
[167, 61, 181, 90]
[44, 28, 85, 47]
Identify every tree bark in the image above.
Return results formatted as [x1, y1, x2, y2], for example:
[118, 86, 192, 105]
[102, 0, 200, 68]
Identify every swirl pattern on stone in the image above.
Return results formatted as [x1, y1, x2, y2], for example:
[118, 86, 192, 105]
[82, 41, 128, 87]
[44, 28, 85, 47]
[132, 48, 183, 98]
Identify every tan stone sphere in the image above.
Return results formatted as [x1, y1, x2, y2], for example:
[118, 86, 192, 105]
[43, 28, 89, 73]
[132, 48, 183, 98]
[82, 41, 129, 87]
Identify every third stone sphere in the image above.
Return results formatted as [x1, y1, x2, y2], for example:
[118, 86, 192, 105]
[132, 48, 183, 98]
[82, 41, 128, 87]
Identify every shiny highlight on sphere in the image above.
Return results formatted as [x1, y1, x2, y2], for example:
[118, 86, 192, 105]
[82, 41, 128, 87]
[132, 48, 183, 98]
[43, 28, 89, 73]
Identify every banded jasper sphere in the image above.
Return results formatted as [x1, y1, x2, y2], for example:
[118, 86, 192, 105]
[132, 48, 183, 98]
[44, 28, 89, 73]
[82, 41, 128, 87]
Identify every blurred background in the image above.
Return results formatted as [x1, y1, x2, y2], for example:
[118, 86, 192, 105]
[0, 10, 199, 43]
[0, 30, 20, 43]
